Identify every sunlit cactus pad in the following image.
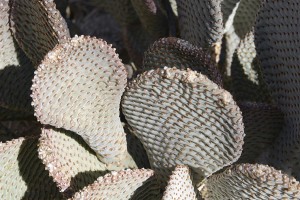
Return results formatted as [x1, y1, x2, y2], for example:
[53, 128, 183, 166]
[203, 164, 300, 199]
[31, 35, 128, 164]
[122, 67, 244, 186]
[70, 169, 160, 200]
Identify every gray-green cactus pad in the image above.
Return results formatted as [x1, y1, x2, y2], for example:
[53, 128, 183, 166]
[38, 127, 108, 193]
[203, 164, 300, 199]
[162, 165, 199, 200]
[122, 67, 244, 187]
[70, 169, 160, 200]
[31, 35, 128, 164]
[0, 137, 62, 199]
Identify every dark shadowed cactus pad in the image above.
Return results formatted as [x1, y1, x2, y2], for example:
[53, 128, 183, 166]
[255, 0, 300, 178]
[10, 0, 70, 66]
[122, 67, 244, 187]
[203, 164, 300, 199]
[143, 37, 222, 86]
[176, 0, 223, 48]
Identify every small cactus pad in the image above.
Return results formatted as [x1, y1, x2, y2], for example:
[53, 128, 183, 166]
[0, 137, 62, 199]
[176, 0, 223, 48]
[162, 165, 199, 200]
[31, 35, 128, 164]
[203, 164, 300, 199]
[255, 0, 300, 178]
[143, 37, 222, 85]
[38, 127, 108, 193]
[122, 67, 244, 187]
[70, 169, 160, 200]
[10, 0, 70, 66]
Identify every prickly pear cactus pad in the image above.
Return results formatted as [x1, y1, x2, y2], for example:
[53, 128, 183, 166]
[0, 137, 62, 199]
[143, 37, 223, 86]
[0, 0, 35, 119]
[122, 67, 244, 187]
[38, 127, 108, 193]
[203, 164, 300, 199]
[176, 0, 223, 48]
[162, 165, 199, 200]
[10, 0, 70, 66]
[237, 102, 283, 163]
[70, 169, 160, 200]
[31, 35, 128, 164]
[255, 0, 300, 178]
[130, 0, 168, 38]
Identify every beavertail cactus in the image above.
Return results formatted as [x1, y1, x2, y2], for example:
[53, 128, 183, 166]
[2, 0, 300, 199]
[122, 67, 244, 187]
[31, 35, 129, 164]
[70, 169, 159, 200]
[10, 0, 70, 66]
[203, 164, 300, 199]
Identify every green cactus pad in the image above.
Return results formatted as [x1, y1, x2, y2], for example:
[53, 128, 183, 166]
[10, 0, 70, 66]
[176, 0, 223, 48]
[38, 127, 109, 193]
[31, 35, 128, 164]
[162, 165, 199, 200]
[70, 169, 160, 200]
[255, 0, 300, 178]
[0, 137, 62, 199]
[203, 164, 300, 199]
[143, 37, 222, 86]
[237, 102, 283, 163]
[122, 67, 244, 187]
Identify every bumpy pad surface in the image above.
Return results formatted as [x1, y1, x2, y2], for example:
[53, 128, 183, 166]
[70, 169, 159, 200]
[143, 37, 222, 85]
[255, 0, 300, 178]
[237, 102, 283, 163]
[0, 137, 62, 199]
[122, 67, 244, 187]
[0, 0, 35, 118]
[203, 164, 300, 199]
[177, 0, 223, 48]
[162, 165, 198, 200]
[230, 31, 271, 102]
[11, 0, 70, 66]
[31, 35, 128, 164]
[233, 0, 261, 38]
[38, 127, 108, 193]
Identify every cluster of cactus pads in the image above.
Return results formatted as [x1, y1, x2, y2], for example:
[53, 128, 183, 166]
[2, 0, 300, 199]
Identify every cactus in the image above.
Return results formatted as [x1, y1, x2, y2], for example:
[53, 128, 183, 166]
[1, 0, 300, 199]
